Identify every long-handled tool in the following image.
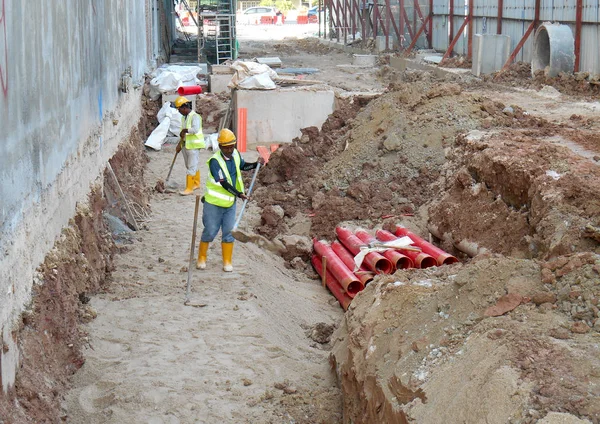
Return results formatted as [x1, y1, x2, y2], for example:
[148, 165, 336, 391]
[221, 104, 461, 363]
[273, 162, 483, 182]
[230, 163, 260, 242]
[229, 164, 285, 253]
[160, 139, 183, 193]
[184, 195, 207, 307]
[165, 148, 180, 185]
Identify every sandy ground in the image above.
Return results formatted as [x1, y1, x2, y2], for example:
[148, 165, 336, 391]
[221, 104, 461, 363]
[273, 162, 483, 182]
[60, 25, 600, 424]
[63, 145, 343, 423]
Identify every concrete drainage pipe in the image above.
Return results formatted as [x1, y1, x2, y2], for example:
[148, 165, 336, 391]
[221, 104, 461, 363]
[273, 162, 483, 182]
[531, 22, 575, 77]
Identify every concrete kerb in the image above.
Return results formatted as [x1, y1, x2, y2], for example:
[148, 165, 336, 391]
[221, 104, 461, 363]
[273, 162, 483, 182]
[316, 38, 472, 79]
[316, 38, 371, 55]
[389, 56, 471, 79]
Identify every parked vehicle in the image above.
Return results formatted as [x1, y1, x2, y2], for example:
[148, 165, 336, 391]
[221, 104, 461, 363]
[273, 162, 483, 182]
[238, 6, 277, 24]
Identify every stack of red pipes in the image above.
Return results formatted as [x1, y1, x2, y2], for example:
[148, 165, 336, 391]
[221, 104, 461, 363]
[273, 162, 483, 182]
[312, 226, 458, 310]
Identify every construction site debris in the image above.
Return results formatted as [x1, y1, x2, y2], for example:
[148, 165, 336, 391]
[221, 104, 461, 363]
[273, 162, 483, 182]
[255, 57, 283, 68]
[228, 61, 278, 90]
[148, 64, 207, 100]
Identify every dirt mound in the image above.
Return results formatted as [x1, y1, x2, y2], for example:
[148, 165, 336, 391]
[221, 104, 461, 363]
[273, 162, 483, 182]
[0, 126, 149, 422]
[532, 70, 600, 98]
[140, 77, 162, 138]
[429, 129, 600, 259]
[255, 95, 370, 241]
[331, 254, 600, 423]
[254, 77, 552, 250]
[485, 62, 600, 98]
[0, 190, 115, 422]
[487, 61, 532, 85]
[440, 56, 472, 69]
[196, 92, 231, 132]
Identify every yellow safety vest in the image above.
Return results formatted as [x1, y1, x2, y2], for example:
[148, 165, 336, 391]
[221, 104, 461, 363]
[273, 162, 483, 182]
[204, 150, 244, 208]
[182, 111, 205, 149]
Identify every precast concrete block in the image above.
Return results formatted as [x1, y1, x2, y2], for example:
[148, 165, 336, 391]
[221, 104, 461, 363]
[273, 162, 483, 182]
[209, 74, 233, 94]
[375, 36, 388, 52]
[471, 34, 511, 76]
[234, 89, 335, 144]
[352, 54, 376, 67]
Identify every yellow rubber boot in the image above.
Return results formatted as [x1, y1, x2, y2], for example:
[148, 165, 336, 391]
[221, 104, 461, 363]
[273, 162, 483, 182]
[196, 241, 209, 270]
[179, 174, 195, 196]
[193, 171, 201, 190]
[222, 242, 234, 272]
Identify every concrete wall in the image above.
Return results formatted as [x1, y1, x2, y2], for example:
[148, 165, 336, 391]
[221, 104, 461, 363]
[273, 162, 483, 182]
[234, 88, 335, 144]
[0, 0, 152, 391]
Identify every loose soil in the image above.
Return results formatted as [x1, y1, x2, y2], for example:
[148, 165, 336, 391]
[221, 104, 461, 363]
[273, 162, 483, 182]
[2, 33, 600, 424]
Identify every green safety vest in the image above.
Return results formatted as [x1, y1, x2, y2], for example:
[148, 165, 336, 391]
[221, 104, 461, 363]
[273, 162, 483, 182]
[181, 111, 205, 149]
[204, 150, 244, 208]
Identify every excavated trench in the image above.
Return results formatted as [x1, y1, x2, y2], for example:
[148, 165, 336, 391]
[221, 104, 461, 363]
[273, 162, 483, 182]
[0, 93, 159, 422]
[3, 66, 600, 422]
[249, 73, 600, 423]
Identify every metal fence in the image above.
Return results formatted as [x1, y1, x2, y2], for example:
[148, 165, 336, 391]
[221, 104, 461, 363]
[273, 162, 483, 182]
[321, 0, 600, 74]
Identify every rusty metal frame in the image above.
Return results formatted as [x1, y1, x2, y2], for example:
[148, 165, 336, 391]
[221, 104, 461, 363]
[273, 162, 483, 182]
[442, 1, 472, 62]
[404, 14, 432, 55]
[402, 6, 415, 41]
[322, 0, 587, 69]
[575, 0, 583, 72]
[467, 0, 474, 57]
[497, 0, 503, 34]
[428, 0, 433, 48]
[500, 0, 540, 71]
[449, 0, 454, 47]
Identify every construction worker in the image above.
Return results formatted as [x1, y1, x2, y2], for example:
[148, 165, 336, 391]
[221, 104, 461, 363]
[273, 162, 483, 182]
[174, 96, 205, 196]
[197, 128, 264, 272]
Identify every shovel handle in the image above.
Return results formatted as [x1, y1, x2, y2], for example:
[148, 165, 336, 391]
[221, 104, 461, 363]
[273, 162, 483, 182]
[233, 162, 261, 230]
[185, 195, 201, 303]
[165, 148, 180, 182]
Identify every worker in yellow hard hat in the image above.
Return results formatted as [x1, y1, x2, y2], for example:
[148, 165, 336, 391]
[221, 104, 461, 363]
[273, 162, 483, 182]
[196, 128, 264, 272]
[174, 95, 205, 196]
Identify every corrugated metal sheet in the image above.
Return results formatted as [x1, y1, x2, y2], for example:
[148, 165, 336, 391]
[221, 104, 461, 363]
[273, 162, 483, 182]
[327, 0, 600, 74]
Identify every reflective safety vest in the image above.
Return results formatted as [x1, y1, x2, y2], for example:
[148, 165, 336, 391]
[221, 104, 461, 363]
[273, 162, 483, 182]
[204, 150, 244, 208]
[182, 111, 205, 149]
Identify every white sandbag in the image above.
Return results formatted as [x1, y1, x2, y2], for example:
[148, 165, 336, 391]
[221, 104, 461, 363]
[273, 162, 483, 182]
[205, 133, 219, 150]
[148, 65, 203, 99]
[144, 119, 171, 151]
[228, 61, 278, 89]
[157, 102, 183, 135]
[236, 72, 277, 90]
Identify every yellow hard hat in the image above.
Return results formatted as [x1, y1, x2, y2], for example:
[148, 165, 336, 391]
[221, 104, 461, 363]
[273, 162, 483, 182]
[218, 128, 237, 146]
[174, 96, 190, 108]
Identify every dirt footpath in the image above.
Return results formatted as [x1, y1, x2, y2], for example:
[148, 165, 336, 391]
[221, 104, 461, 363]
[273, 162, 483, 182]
[63, 145, 343, 423]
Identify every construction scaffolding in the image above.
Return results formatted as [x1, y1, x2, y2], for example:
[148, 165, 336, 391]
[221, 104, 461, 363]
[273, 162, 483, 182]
[320, 0, 600, 75]
[197, 0, 237, 64]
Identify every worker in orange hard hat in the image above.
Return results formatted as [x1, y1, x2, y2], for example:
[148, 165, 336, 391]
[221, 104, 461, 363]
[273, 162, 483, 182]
[196, 128, 264, 272]
[174, 95, 205, 196]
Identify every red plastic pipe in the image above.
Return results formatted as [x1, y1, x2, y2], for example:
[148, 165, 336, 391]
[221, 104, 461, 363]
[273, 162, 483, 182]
[375, 230, 437, 269]
[335, 227, 394, 274]
[313, 240, 364, 296]
[394, 227, 459, 266]
[177, 85, 203, 95]
[331, 241, 374, 286]
[237, 107, 247, 153]
[355, 230, 414, 270]
[311, 255, 352, 311]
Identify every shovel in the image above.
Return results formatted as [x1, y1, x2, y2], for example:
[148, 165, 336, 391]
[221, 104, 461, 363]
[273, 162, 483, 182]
[165, 148, 180, 186]
[184, 195, 207, 307]
[156, 139, 181, 193]
[230, 163, 261, 243]
[229, 165, 286, 253]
